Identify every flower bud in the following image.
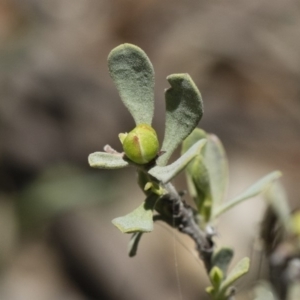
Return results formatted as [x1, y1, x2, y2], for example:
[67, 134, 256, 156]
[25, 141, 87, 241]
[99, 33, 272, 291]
[119, 124, 159, 164]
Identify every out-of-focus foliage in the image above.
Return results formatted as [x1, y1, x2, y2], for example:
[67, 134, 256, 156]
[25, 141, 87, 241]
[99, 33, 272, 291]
[17, 165, 118, 233]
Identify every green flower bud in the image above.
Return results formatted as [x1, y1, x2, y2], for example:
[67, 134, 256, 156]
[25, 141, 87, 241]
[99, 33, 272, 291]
[119, 124, 159, 164]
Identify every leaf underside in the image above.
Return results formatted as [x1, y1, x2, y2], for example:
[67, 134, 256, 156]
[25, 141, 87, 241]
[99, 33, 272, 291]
[88, 152, 129, 169]
[149, 139, 207, 183]
[219, 257, 250, 293]
[112, 194, 158, 233]
[182, 129, 228, 218]
[204, 134, 228, 210]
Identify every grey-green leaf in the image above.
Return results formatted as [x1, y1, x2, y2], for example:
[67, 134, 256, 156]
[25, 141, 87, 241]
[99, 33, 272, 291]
[254, 283, 277, 300]
[182, 129, 228, 220]
[205, 134, 228, 211]
[157, 74, 203, 166]
[213, 171, 282, 218]
[189, 155, 211, 213]
[181, 128, 207, 156]
[149, 139, 207, 183]
[108, 44, 155, 125]
[219, 257, 250, 294]
[182, 129, 207, 204]
[264, 181, 291, 233]
[112, 194, 158, 233]
[88, 152, 129, 169]
[211, 247, 234, 275]
[128, 232, 143, 257]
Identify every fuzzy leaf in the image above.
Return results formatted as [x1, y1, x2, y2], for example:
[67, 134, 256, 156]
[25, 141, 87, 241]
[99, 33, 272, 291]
[265, 181, 291, 233]
[128, 232, 143, 257]
[211, 247, 234, 275]
[88, 152, 129, 169]
[149, 139, 207, 183]
[108, 44, 155, 125]
[112, 194, 158, 233]
[219, 257, 250, 294]
[181, 128, 207, 157]
[254, 283, 276, 300]
[182, 129, 207, 201]
[182, 129, 228, 219]
[181, 128, 210, 212]
[213, 171, 282, 218]
[157, 74, 203, 166]
[205, 134, 228, 210]
[209, 266, 224, 288]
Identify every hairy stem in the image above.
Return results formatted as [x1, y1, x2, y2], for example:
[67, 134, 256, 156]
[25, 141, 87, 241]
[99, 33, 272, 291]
[155, 182, 214, 271]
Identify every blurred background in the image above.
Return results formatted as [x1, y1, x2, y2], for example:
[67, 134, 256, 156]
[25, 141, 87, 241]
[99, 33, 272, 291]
[0, 0, 300, 299]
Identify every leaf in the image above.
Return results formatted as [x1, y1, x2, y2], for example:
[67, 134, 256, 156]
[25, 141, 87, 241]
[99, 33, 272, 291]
[128, 232, 143, 257]
[108, 44, 155, 125]
[205, 286, 215, 296]
[209, 266, 224, 288]
[264, 181, 291, 233]
[219, 257, 250, 294]
[182, 129, 207, 206]
[205, 134, 228, 211]
[181, 128, 207, 157]
[211, 247, 234, 275]
[182, 129, 207, 201]
[149, 139, 207, 183]
[254, 282, 277, 300]
[189, 155, 211, 218]
[213, 171, 282, 218]
[88, 152, 129, 169]
[182, 129, 228, 220]
[157, 74, 203, 166]
[112, 194, 158, 233]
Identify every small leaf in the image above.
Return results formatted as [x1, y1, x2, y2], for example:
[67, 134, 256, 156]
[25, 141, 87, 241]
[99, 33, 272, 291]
[205, 286, 215, 295]
[128, 232, 143, 257]
[254, 282, 277, 300]
[219, 257, 250, 294]
[149, 139, 207, 183]
[211, 247, 234, 275]
[205, 134, 228, 211]
[182, 129, 228, 220]
[157, 74, 203, 166]
[112, 194, 158, 233]
[209, 266, 224, 288]
[108, 44, 155, 125]
[264, 181, 291, 233]
[213, 171, 282, 218]
[137, 170, 152, 195]
[188, 155, 211, 217]
[88, 152, 129, 169]
[182, 129, 207, 202]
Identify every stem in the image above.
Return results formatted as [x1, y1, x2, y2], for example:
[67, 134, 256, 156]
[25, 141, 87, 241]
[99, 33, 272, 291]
[155, 182, 214, 272]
